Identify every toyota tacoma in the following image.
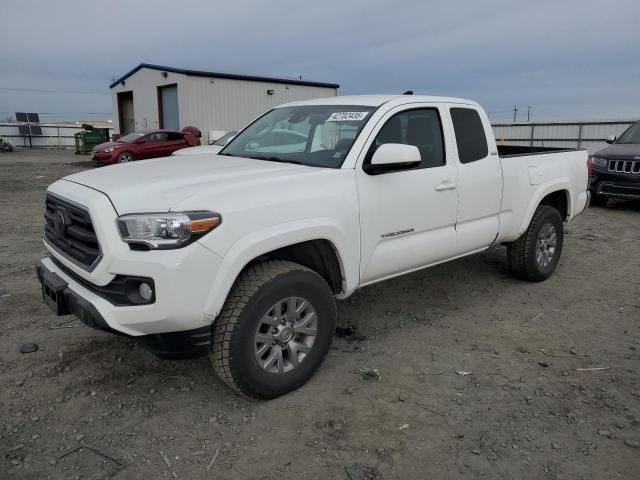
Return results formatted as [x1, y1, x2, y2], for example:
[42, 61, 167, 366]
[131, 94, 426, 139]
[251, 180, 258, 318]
[37, 95, 591, 399]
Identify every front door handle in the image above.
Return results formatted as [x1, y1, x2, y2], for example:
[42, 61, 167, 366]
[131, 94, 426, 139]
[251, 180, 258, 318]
[435, 181, 458, 191]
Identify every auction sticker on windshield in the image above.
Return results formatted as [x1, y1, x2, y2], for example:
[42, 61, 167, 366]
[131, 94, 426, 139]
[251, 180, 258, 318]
[327, 112, 369, 122]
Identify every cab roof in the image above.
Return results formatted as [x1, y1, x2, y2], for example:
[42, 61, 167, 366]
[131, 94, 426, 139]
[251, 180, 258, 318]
[280, 94, 480, 108]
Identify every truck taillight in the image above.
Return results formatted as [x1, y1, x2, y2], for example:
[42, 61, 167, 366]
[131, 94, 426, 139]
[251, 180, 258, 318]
[587, 156, 593, 178]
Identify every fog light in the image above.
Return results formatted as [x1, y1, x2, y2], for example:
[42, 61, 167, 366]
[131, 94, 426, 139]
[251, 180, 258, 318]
[139, 282, 153, 301]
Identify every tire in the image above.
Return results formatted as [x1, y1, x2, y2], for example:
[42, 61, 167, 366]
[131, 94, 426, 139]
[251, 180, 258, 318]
[590, 194, 608, 207]
[117, 152, 134, 163]
[507, 205, 564, 282]
[210, 260, 337, 399]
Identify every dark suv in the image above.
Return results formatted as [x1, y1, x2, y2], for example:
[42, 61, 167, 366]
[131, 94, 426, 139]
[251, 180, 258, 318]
[589, 121, 640, 206]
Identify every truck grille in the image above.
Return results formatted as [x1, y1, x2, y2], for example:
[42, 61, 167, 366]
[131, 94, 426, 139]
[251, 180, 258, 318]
[608, 159, 640, 174]
[44, 194, 101, 270]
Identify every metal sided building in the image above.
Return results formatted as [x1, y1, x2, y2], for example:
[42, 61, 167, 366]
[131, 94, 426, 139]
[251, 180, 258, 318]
[110, 63, 339, 142]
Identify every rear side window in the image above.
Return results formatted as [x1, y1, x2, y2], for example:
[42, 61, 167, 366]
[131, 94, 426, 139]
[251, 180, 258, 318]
[450, 108, 488, 164]
[167, 132, 184, 141]
[366, 108, 445, 169]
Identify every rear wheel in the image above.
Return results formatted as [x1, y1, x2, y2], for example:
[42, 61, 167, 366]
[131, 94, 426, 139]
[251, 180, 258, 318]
[507, 205, 564, 282]
[210, 261, 336, 399]
[117, 152, 134, 163]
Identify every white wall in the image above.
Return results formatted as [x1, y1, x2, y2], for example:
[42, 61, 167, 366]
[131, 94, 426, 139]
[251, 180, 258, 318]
[111, 68, 186, 133]
[180, 76, 336, 136]
[110, 67, 337, 137]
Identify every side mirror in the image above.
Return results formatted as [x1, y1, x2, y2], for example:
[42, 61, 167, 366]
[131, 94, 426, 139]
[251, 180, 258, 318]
[364, 143, 421, 174]
[606, 135, 616, 144]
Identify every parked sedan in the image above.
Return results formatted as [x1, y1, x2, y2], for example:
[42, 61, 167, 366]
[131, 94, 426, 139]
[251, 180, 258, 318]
[172, 130, 238, 157]
[92, 130, 198, 165]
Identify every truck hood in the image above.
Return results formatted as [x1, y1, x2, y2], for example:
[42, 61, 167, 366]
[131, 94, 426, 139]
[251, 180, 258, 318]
[63, 154, 324, 213]
[172, 144, 223, 156]
[594, 143, 640, 160]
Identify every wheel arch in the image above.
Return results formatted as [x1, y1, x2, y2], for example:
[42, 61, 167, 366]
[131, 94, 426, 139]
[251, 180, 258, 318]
[202, 222, 356, 320]
[517, 183, 571, 237]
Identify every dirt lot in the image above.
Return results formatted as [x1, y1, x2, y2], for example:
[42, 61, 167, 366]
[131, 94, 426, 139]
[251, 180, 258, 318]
[1, 150, 639, 480]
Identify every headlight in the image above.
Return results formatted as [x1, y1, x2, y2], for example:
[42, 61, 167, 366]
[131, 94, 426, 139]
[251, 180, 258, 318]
[591, 156, 608, 167]
[117, 212, 221, 249]
[104, 146, 119, 153]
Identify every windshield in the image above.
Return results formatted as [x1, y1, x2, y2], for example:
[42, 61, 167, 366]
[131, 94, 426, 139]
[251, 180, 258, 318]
[616, 123, 640, 144]
[211, 131, 237, 146]
[220, 105, 376, 168]
[117, 132, 145, 143]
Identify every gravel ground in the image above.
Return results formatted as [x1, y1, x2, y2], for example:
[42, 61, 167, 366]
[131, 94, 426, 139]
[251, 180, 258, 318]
[1, 150, 639, 480]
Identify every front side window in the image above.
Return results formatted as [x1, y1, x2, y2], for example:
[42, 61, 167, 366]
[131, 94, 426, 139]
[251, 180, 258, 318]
[365, 108, 445, 169]
[221, 105, 376, 168]
[450, 108, 488, 164]
[167, 132, 184, 141]
[146, 132, 168, 143]
[615, 123, 640, 144]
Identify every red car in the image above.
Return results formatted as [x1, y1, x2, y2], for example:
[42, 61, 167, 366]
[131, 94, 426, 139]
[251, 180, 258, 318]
[92, 129, 199, 165]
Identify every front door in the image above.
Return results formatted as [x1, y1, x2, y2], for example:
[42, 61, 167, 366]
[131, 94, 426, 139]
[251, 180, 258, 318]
[159, 84, 179, 130]
[356, 106, 460, 285]
[117, 91, 135, 134]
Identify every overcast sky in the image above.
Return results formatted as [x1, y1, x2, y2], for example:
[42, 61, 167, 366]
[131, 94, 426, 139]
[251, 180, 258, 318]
[1, 0, 638, 123]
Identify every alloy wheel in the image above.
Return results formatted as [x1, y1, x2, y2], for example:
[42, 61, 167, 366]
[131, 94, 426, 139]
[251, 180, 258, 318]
[253, 297, 317, 374]
[535, 222, 557, 267]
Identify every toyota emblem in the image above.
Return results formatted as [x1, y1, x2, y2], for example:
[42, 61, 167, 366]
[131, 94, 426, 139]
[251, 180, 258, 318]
[53, 208, 67, 234]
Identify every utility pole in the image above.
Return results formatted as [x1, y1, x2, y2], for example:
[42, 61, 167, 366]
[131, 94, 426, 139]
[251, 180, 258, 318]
[513, 105, 519, 123]
[527, 106, 532, 122]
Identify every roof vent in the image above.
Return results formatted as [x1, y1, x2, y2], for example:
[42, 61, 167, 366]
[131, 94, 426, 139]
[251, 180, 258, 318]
[403, 90, 413, 95]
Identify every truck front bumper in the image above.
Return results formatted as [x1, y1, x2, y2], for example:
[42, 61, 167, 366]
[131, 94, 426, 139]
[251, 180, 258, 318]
[36, 256, 217, 358]
[37, 235, 223, 351]
[590, 170, 640, 200]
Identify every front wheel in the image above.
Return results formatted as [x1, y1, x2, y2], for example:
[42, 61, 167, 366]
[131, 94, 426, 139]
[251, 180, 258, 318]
[117, 152, 134, 163]
[507, 205, 564, 282]
[210, 261, 336, 399]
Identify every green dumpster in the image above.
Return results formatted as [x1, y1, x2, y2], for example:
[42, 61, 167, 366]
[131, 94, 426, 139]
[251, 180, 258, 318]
[74, 126, 110, 154]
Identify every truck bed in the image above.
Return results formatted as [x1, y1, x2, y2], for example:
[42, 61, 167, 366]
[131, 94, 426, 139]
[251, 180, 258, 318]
[496, 146, 589, 242]
[498, 145, 583, 158]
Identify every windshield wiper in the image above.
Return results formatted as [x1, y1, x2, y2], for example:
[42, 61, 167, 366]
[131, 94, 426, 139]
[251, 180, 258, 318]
[217, 153, 305, 165]
[244, 155, 305, 165]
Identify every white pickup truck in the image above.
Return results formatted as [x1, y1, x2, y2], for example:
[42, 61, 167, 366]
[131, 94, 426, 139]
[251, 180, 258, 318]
[37, 95, 591, 398]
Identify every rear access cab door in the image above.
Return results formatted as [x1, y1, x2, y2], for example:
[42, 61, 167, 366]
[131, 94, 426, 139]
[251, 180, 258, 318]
[448, 106, 502, 252]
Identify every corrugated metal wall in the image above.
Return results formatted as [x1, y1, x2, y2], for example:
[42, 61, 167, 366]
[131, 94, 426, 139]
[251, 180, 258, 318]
[0, 123, 112, 149]
[111, 67, 337, 140]
[492, 121, 635, 154]
[182, 77, 336, 137]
